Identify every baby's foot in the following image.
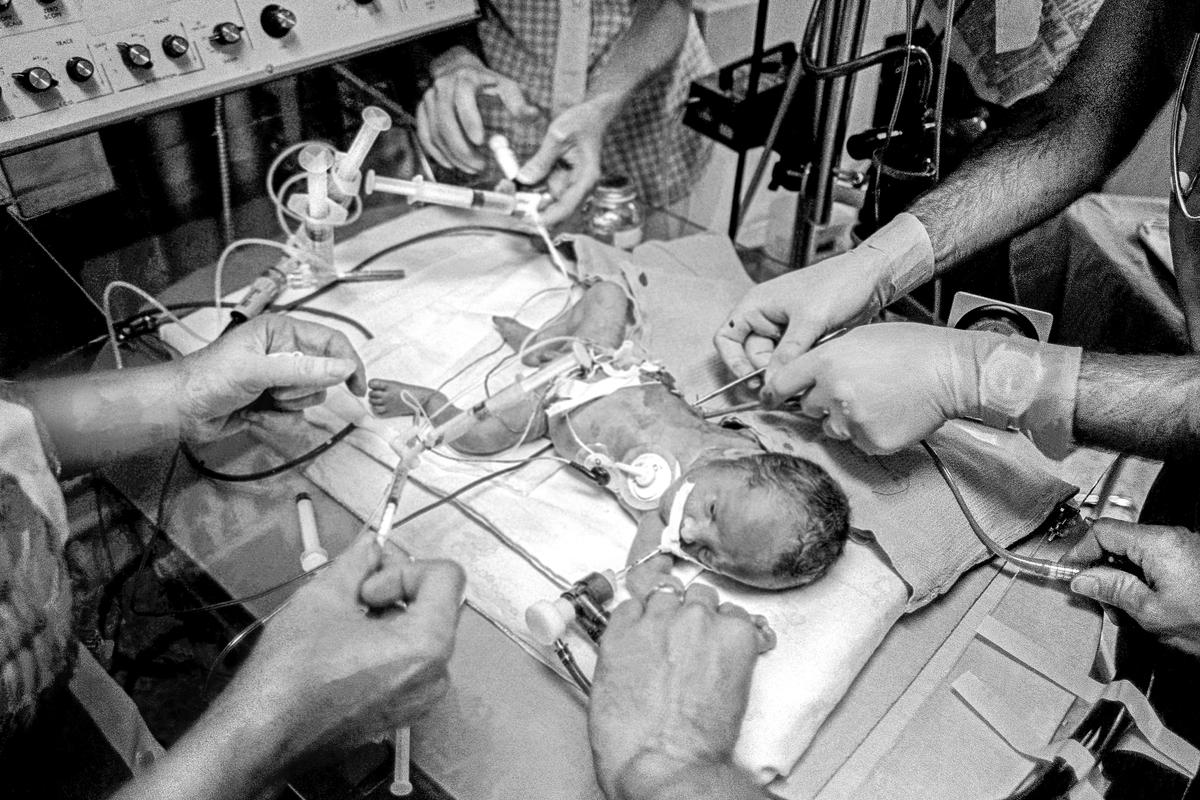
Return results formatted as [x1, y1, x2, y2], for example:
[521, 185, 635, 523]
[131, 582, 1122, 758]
[367, 379, 456, 419]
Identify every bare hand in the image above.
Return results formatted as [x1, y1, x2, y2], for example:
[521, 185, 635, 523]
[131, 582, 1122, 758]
[176, 315, 366, 443]
[417, 49, 537, 174]
[516, 98, 615, 226]
[1068, 519, 1200, 656]
[588, 576, 761, 798]
[230, 528, 466, 762]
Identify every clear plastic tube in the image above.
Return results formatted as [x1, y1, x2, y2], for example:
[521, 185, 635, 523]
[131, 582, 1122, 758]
[298, 144, 335, 219]
[339, 106, 392, 182]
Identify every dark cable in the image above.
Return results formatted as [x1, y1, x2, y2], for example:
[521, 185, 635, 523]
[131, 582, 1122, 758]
[181, 423, 357, 483]
[279, 225, 538, 313]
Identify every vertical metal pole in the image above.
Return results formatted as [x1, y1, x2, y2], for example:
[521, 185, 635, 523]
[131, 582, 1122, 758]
[729, 0, 771, 238]
[792, 0, 870, 269]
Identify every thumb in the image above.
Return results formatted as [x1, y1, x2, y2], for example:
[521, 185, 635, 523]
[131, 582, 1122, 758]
[327, 523, 384, 592]
[1071, 567, 1154, 618]
[492, 80, 539, 122]
[515, 132, 565, 185]
[763, 349, 820, 408]
[255, 354, 358, 394]
[771, 321, 825, 369]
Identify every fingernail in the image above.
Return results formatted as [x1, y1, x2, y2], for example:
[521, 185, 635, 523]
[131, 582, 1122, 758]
[748, 377, 762, 391]
[1070, 576, 1097, 596]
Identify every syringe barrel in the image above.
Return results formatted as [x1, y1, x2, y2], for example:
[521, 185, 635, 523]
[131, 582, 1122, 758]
[339, 106, 392, 180]
[413, 181, 518, 215]
[298, 144, 335, 219]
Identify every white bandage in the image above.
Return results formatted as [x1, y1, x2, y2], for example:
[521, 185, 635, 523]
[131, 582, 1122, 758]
[659, 481, 703, 565]
[861, 212, 936, 313]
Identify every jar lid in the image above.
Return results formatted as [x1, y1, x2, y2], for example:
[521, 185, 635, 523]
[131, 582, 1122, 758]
[592, 175, 637, 204]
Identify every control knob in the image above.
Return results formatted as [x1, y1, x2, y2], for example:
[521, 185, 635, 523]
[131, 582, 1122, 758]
[210, 22, 244, 45]
[117, 42, 153, 70]
[15, 67, 58, 93]
[260, 5, 296, 38]
[354, 0, 377, 5]
[65, 57, 95, 82]
[162, 34, 190, 59]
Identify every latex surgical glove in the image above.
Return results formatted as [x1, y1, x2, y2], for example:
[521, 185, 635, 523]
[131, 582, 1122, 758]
[588, 583, 769, 800]
[416, 46, 538, 175]
[515, 96, 618, 227]
[762, 322, 1081, 457]
[176, 314, 366, 443]
[1067, 519, 1200, 657]
[714, 213, 935, 382]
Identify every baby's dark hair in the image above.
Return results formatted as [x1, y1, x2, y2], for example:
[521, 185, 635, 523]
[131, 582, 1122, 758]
[739, 452, 850, 585]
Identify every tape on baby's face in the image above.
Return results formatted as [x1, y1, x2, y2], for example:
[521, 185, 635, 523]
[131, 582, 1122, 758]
[659, 481, 702, 565]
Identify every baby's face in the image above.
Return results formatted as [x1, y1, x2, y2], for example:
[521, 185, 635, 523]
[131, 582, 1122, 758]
[657, 456, 801, 589]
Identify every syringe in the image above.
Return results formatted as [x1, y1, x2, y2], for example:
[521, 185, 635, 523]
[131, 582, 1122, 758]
[364, 172, 545, 220]
[332, 106, 392, 201]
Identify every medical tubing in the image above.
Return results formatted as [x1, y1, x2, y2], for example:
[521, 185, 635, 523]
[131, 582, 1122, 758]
[802, 0, 932, 104]
[181, 423, 357, 483]
[921, 440, 1081, 581]
[554, 639, 592, 696]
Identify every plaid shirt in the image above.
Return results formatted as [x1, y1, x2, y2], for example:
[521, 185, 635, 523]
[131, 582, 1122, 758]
[472, 0, 714, 207]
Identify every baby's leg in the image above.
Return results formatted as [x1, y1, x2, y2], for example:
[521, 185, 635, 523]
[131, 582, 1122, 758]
[367, 378, 547, 455]
[493, 280, 631, 365]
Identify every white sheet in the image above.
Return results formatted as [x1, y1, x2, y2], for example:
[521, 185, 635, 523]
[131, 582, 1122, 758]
[163, 208, 920, 781]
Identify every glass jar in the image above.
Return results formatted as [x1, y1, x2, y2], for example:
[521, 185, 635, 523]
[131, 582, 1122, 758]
[582, 176, 644, 250]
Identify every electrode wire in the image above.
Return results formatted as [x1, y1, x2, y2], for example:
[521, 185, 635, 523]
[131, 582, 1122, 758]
[102, 281, 212, 369]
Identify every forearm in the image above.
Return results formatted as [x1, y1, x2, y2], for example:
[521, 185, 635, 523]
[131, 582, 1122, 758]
[110, 684, 294, 800]
[614, 754, 768, 800]
[1074, 352, 1200, 460]
[15, 363, 182, 476]
[585, 0, 691, 114]
[909, 0, 1187, 279]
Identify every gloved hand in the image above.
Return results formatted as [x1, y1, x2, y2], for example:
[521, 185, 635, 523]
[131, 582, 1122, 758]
[416, 46, 539, 175]
[588, 576, 765, 800]
[759, 322, 1081, 456]
[176, 314, 366, 443]
[714, 213, 934, 381]
[515, 96, 618, 227]
[1067, 519, 1200, 657]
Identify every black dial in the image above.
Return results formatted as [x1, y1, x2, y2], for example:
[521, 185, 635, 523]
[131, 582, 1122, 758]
[65, 57, 95, 82]
[210, 22, 243, 45]
[117, 42, 153, 69]
[162, 34, 190, 58]
[0, 1, 13, 12]
[260, 5, 296, 38]
[354, 0, 376, 5]
[15, 67, 58, 93]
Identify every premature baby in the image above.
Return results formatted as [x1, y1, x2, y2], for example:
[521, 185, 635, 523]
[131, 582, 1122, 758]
[368, 279, 850, 590]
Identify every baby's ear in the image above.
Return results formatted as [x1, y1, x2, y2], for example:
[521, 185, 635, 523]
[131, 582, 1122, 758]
[628, 514, 665, 566]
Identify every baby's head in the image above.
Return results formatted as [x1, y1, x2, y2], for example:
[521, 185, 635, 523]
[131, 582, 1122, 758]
[658, 451, 850, 589]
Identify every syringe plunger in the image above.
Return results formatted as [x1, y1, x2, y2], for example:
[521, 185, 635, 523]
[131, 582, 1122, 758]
[339, 106, 392, 181]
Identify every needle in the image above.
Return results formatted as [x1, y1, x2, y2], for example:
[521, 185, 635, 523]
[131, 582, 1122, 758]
[692, 327, 849, 408]
[692, 368, 765, 407]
